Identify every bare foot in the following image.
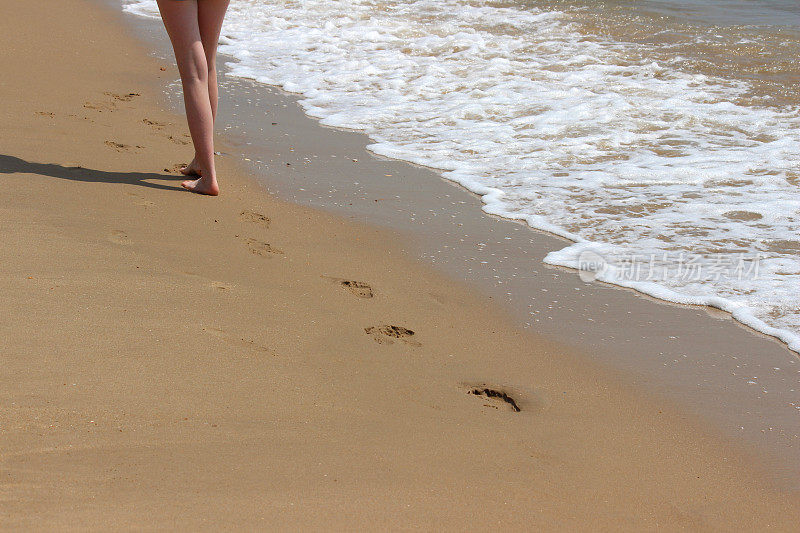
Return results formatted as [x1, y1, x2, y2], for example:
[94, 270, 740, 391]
[180, 157, 202, 177]
[181, 177, 219, 196]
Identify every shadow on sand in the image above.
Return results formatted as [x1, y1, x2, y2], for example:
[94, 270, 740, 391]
[0, 154, 183, 191]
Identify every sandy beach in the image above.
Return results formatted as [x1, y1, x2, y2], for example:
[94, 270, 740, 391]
[2, 0, 800, 529]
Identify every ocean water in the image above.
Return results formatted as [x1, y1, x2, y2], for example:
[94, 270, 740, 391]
[121, 0, 800, 353]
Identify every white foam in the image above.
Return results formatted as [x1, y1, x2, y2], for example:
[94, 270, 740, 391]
[121, 0, 800, 353]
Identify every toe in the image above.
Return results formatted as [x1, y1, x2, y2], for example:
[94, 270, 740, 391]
[179, 163, 201, 177]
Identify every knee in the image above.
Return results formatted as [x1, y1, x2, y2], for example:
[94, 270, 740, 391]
[178, 48, 209, 85]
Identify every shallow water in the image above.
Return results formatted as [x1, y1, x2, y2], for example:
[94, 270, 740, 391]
[595, 0, 800, 27]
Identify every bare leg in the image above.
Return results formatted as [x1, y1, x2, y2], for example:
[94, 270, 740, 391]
[156, 0, 229, 195]
[179, 0, 230, 179]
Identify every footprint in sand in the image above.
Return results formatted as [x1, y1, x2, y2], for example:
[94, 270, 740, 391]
[210, 281, 232, 291]
[142, 118, 169, 129]
[125, 192, 155, 208]
[108, 229, 131, 245]
[104, 92, 140, 102]
[240, 210, 270, 227]
[165, 163, 189, 174]
[84, 101, 115, 112]
[364, 324, 420, 346]
[203, 327, 276, 356]
[339, 280, 373, 298]
[168, 135, 190, 145]
[463, 384, 521, 412]
[324, 276, 373, 298]
[104, 140, 143, 153]
[244, 238, 283, 257]
[84, 93, 139, 113]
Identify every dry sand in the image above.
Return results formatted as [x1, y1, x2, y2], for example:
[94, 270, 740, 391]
[1, 0, 799, 529]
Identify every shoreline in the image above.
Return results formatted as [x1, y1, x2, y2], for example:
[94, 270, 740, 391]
[2, 0, 800, 528]
[140, 0, 800, 357]
[112, 0, 800, 488]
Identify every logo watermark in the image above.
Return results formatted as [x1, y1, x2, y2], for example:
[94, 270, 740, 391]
[576, 251, 763, 283]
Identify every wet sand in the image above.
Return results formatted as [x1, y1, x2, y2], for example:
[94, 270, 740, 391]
[210, 77, 800, 490]
[2, 0, 800, 529]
